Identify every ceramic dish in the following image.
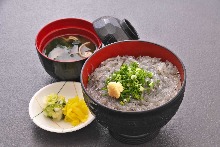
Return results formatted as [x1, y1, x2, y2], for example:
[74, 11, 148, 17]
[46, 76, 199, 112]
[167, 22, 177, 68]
[29, 81, 95, 133]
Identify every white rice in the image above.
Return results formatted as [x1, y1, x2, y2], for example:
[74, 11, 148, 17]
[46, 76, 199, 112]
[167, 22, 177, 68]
[86, 56, 181, 111]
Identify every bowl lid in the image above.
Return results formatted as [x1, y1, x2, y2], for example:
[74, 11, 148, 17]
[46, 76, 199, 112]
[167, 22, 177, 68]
[93, 16, 139, 45]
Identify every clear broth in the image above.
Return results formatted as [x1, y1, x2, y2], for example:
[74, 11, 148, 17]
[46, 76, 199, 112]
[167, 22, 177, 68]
[43, 35, 97, 61]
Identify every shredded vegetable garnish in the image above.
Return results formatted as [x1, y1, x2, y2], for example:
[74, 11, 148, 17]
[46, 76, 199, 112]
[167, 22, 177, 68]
[43, 94, 66, 121]
[105, 62, 158, 105]
[62, 96, 89, 126]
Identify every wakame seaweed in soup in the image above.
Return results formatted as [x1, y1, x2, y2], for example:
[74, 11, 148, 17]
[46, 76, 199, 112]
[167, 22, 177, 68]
[43, 35, 97, 61]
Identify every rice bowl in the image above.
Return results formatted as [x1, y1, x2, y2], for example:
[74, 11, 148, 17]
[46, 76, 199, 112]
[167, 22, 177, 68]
[80, 40, 186, 144]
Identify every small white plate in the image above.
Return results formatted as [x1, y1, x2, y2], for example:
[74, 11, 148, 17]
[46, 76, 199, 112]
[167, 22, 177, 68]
[29, 81, 95, 133]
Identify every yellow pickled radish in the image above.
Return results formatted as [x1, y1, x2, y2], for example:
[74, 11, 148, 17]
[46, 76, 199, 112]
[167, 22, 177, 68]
[62, 96, 89, 126]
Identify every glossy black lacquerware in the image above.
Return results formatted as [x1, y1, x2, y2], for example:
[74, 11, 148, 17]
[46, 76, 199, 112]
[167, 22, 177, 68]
[81, 41, 186, 144]
[36, 18, 102, 81]
[93, 16, 139, 45]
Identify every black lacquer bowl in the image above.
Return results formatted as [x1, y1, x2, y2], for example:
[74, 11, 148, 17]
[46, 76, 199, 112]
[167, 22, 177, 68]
[80, 41, 186, 144]
[35, 18, 102, 81]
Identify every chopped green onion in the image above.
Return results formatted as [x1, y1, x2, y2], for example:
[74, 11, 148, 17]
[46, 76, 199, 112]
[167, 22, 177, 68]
[149, 82, 155, 88]
[104, 61, 160, 104]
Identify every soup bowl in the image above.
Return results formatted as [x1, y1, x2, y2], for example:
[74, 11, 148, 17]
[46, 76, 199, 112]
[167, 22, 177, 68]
[80, 40, 186, 144]
[36, 18, 102, 81]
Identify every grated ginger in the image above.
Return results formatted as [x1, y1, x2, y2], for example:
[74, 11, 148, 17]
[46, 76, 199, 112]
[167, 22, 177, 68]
[107, 82, 124, 99]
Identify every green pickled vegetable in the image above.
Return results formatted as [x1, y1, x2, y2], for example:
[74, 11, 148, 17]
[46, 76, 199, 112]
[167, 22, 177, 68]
[43, 94, 66, 121]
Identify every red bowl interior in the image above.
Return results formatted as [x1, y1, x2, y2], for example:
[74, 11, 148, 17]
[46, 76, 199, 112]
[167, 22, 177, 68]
[38, 28, 101, 52]
[81, 40, 185, 87]
[35, 18, 102, 59]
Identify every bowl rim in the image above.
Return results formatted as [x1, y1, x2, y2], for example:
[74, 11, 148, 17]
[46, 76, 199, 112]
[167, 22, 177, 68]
[80, 40, 186, 114]
[35, 18, 102, 63]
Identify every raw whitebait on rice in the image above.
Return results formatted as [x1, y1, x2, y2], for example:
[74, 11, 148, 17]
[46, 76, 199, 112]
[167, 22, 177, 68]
[86, 56, 181, 111]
